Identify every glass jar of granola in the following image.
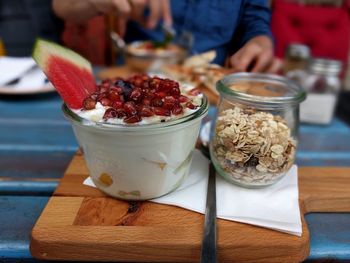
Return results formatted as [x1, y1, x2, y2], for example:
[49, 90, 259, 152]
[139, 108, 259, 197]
[210, 73, 306, 188]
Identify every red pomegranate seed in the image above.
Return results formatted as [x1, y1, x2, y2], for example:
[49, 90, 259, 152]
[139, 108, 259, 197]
[172, 106, 183, 115]
[163, 96, 178, 110]
[142, 81, 150, 89]
[124, 114, 141, 123]
[154, 107, 171, 116]
[115, 108, 127, 118]
[99, 97, 113, 107]
[179, 95, 189, 103]
[124, 101, 137, 115]
[83, 97, 96, 110]
[186, 102, 197, 110]
[133, 77, 143, 87]
[152, 98, 163, 107]
[142, 98, 151, 106]
[188, 88, 201, 96]
[140, 106, 154, 117]
[108, 90, 121, 101]
[89, 92, 99, 101]
[103, 108, 117, 120]
[97, 92, 108, 100]
[170, 86, 180, 96]
[99, 85, 109, 93]
[101, 79, 111, 85]
[149, 77, 161, 89]
[130, 88, 143, 102]
[154, 91, 167, 98]
[111, 86, 123, 94]
[113, 101, 124, 109]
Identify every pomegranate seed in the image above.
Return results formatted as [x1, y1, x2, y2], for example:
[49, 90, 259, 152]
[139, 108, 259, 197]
[142, 98, 151, 106]
[140, 106, 154, 117]
[99, 85, 109, 93]
[189, 88, 201, 96]
[101, 79, 111, 85]
[115, 108, 127, 118]
[142, 81, 150, 89]
[172, 106, 183, 115]
[108, 89, 121, 101]
[97, 92, 108, 100]
[124, 114, 141, 123]
[83, 97, 96, 110]
[186, 102, 197, 109]
[133, 77, 143, 87]
[154, 107, 171, 116]
[152, 98, 163, 107]
[111, 86, 123, 94]
[89, 92, 99, 101]
[103, 108, 117, 120]
[154, 91, 167, 98]
[130, 88, 143, 102]
[163, 96, 178, 110]
[170, 86, 180, 96]
[99, 97, 113, 107]
[179, 95, 189, 103]
[149, 77, 161, 89]
[113, 101, 124, 109]
[124, 101, 137, 115]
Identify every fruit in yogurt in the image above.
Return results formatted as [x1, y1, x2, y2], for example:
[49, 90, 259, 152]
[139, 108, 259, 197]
[32, 39, 96, 109]
[79, 75, 201, 124]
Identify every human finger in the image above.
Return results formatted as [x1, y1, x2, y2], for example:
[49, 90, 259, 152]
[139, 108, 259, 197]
[147, 0, 161, 29]
[265, 58, 284, 74]
[251, 49, 273, 73]
[230, 45, 261, 72]
[161, 0, 172, 26]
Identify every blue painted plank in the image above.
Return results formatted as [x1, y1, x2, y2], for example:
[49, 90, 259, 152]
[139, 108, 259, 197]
[0, 196, 49, 259]
[0, 150, 75, 179]
[306, 213, 350, 261]
[0, 123, 78, 151]
[0, 181, 57, 195]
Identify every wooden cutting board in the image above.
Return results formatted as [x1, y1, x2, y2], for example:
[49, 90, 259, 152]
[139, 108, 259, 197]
[30, 150, 350, 263]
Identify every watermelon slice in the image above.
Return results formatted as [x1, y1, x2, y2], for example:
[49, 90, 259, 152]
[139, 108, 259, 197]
[33, 39, 96, 109]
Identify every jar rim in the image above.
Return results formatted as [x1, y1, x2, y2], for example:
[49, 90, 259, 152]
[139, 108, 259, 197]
[62, 95, 209, 131]
[217, 73, 306, 107]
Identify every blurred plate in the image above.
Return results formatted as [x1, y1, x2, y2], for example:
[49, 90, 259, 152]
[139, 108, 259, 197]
[0, 83, 55, 95]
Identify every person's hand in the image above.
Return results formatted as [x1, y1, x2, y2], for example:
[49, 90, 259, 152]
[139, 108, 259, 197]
[229, 35, 282, 74]
[53, 0, 172, 36]
[91, 0, 172, 36]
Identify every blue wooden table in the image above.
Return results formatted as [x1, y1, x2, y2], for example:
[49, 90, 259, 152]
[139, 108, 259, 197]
[1, 92, 350, 262]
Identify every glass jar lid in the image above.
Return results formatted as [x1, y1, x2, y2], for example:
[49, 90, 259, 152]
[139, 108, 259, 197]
[217, 73, 306, 108]
[286, 43, 310, 59]
[307, 58, 342, 76]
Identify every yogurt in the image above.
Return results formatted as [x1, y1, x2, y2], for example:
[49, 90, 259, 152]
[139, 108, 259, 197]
[64, 75, 209, 200]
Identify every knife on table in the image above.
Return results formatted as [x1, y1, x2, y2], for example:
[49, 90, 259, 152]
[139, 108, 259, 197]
[200, 162, 217, 263]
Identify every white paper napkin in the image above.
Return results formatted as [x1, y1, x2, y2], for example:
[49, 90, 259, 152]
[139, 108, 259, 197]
[84, 150, 302, 236]
[0, 57, 47, 89]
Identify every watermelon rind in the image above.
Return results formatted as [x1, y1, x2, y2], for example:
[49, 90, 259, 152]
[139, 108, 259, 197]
[32, 38, 92, 73]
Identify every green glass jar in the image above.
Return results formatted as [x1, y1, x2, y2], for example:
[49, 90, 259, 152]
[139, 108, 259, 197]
[210, 73, 306, 188]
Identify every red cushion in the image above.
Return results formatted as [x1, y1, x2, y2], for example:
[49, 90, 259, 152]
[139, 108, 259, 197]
[271, 0, 350, 66]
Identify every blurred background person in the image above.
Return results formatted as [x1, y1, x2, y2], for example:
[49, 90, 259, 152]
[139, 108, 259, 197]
[52, 0, 282, 73]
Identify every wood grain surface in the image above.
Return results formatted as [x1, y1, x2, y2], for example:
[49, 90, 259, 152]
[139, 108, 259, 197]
[30, 152, 350, 262]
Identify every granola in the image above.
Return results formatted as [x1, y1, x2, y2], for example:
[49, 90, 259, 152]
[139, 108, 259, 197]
[211, 106, 296, 186]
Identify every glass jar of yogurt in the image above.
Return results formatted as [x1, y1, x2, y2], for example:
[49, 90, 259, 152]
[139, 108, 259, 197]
[63, 76, 208, 200]
[209, 73, 306, 188]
